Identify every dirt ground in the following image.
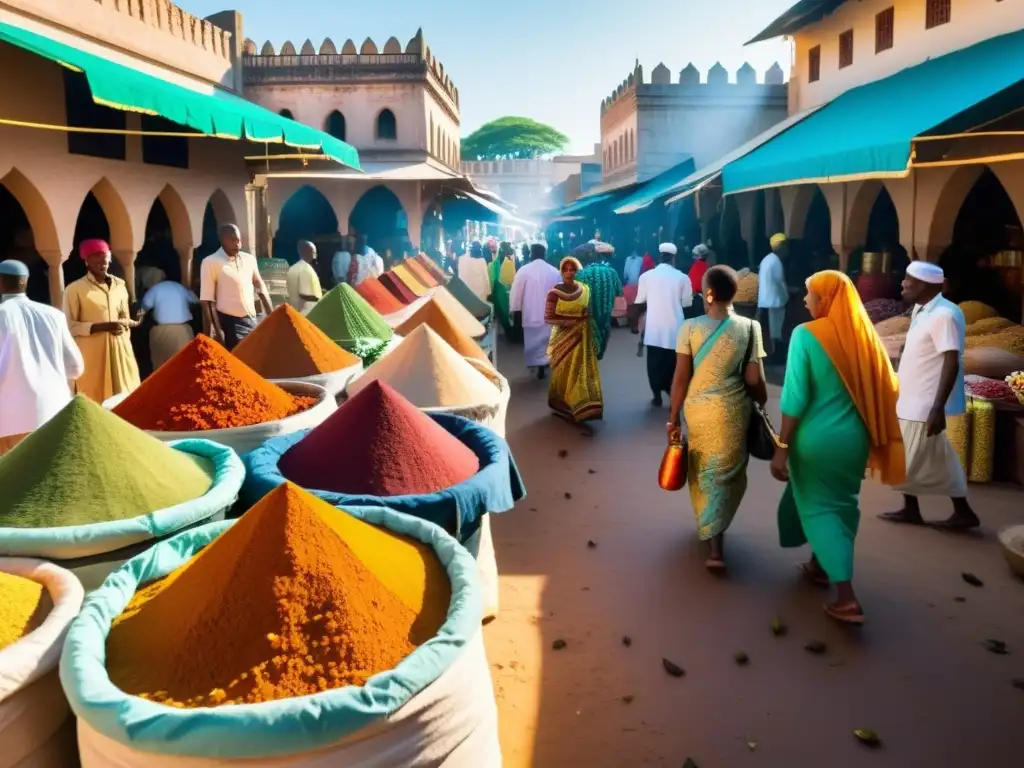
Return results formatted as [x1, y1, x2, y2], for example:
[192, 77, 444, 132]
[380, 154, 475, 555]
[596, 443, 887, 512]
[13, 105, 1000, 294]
[484, 327, 1024, 768]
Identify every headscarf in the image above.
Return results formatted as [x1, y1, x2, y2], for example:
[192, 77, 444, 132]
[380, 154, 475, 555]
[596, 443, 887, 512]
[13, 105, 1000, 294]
[79, 239, 110, 260]
[497, 242, 516, 287]
[804, 270, 905, 485]
[769, 233, 787, 250]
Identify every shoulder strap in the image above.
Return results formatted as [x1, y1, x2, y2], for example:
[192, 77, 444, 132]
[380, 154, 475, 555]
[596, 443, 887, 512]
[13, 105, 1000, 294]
[692, 316, 733, 370]
[744, 320, 755, 365]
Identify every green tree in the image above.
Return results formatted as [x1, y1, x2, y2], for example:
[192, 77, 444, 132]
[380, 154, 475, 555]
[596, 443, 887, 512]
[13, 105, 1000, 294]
[461, 116, 569, 161]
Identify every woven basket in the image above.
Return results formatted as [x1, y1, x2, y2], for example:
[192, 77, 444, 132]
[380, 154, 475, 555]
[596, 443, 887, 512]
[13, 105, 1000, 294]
[997, 525, 1024, 579]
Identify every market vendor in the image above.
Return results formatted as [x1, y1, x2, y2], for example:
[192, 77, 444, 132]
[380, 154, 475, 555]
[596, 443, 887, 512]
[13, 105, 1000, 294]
[199, 224, 273, 350]
[758, 233, 790, 362]
[63, 239, 141, 403]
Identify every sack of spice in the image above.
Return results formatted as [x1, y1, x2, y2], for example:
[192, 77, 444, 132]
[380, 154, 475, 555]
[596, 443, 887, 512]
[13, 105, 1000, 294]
[0, 396, 245, 560]
[1, 558, 84, 768]
[61, 489, 501, 767]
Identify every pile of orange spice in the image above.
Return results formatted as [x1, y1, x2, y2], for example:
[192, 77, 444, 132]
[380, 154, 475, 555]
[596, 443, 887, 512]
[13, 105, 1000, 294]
[114, 335, 316, 431]
[105, 483, 451, 708]
[233, 305, 361, 379]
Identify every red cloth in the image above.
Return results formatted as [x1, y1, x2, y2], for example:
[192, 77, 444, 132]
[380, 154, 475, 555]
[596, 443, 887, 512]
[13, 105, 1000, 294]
[641, 254, 656, 274]
[688, 260, 708, 292]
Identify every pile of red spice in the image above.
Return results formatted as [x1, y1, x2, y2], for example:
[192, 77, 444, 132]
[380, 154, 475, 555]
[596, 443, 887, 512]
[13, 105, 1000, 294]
[114, 335, 317, 431]
[279, 380, 480, 496]
[379, 272, 418, 305]
[355, 277, 405, 314]
[233, 305, 360, 379]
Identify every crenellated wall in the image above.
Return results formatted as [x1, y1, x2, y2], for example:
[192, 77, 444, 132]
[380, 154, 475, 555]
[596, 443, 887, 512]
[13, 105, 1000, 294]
[600, 60, 788, 185]
[0, 0, 239, 89]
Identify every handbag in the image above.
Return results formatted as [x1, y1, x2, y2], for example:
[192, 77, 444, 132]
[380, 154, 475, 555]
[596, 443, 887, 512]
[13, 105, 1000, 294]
[657, 317, 735, 490]
[742, 323, 779, 461]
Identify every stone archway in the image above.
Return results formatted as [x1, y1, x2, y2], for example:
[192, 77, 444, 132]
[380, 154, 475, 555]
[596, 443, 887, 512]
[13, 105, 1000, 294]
[349, 185, 407, 257]
[86, 178, 134, 256]
[0, 168, 61, 257]
[926, 165, 986, 262]
[276, 185, 340, 264]
[156, 184, 194, 253]
[207, 188, 238, 230]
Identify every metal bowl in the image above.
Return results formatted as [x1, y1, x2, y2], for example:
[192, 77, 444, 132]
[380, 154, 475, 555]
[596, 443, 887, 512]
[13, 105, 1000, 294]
[997, 524, 1024, 579]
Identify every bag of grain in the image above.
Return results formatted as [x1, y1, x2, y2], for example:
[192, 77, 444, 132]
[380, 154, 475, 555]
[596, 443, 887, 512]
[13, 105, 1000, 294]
[963, 347, 1024, 379]
[61, 495, 500, 767]
[0, 558, 85, 768]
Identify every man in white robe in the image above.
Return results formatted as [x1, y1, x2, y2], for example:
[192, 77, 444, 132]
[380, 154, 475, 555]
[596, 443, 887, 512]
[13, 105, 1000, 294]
[510, 242, 560, 379]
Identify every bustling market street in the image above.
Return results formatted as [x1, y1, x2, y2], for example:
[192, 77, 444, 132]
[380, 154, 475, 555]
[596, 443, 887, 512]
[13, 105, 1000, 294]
[486, 327, 1024, 768]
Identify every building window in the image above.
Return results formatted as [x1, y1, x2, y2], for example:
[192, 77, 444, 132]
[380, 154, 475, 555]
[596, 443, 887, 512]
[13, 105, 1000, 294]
[875, 7, 894, 52]
[325, 110, 346, 141]
[376, 109, 397, 140]
[279, 109, 294, 120]
[926, 0, 951, 29]
[839, 29, 854, 69]
[63, 70, 126, 161]
[808, 45, 821, 83]
[141, 115, 189, 169]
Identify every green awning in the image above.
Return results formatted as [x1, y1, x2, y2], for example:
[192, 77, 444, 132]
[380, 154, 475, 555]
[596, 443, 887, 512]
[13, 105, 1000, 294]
[546, 191, 615, 221]
[723, 29, 1024, 194]
[0, 21, 360, 169]
[613, 157, 695, 215]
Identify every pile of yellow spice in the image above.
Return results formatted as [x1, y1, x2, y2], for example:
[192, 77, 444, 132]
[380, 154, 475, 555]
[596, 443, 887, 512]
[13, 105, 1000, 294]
[0, 571, 49, 650]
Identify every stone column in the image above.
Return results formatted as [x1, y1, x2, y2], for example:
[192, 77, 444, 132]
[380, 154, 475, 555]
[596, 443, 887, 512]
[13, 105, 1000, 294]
[832, 244, 855, 274]
[113, 249, 137, 303]
[245, 183, 270, 258]
[178, 247, 194, 289]
[38, 249, 67, 308]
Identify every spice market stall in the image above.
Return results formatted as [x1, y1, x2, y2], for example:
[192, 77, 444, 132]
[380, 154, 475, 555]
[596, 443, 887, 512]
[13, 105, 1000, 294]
[232, 305, 363, 398]
[105, 336, 335, 456]
[243, 382, 525, 621]
[306, 283, 399, 366]
[0, 397, 243, 587]
[1, 558, 84, 768]
[61, 483, 501, 767]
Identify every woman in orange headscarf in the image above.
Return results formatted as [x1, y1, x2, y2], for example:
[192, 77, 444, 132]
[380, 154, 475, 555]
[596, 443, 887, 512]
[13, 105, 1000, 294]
[770, 270, 904, 625]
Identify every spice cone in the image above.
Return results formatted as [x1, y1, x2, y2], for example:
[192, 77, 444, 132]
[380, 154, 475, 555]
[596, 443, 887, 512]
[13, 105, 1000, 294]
[348, 325, 498, 408]
[402, 257, 440, 288]
[379, 272, 417, 304]
[306, 283, 393, 349]
[390, 264, 429, 297]
[414, 253, 447, 284]
[445, 275, 492, 320]
[394, 298, 489, 364]
[106, 482, 451, 707]
[430, 287, 488, 339]
[356, 277, 405, 314]
[233, 304, 360, 379]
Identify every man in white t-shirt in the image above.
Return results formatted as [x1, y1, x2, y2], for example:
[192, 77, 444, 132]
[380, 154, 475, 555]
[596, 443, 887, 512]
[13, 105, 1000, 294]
[880, 261, 978, 531]
[140, 272, 198, 369]
[635, 243, 693, 406]
[199, 224, 273, 350]
[286, 241, 323, 314]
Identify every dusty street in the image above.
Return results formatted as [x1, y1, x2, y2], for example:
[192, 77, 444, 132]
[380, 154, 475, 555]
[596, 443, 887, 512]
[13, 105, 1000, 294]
[485, 327, 1024, 768]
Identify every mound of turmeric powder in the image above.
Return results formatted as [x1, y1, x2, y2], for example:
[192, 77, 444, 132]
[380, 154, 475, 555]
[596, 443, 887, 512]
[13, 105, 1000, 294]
[105, 482, 451, 707]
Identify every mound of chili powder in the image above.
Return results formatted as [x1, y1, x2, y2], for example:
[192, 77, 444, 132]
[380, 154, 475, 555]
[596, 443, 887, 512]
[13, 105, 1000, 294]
[113, 335, 317, 431]
[233, 305, 360, 379]
[355, 277, 404, 315]
[279, 380, 480, 496]
[379, 271, 417, 305]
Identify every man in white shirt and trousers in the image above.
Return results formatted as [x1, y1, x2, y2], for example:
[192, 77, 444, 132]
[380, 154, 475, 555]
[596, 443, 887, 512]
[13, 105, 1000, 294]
[880, 261, 979, 531]
[139, 270, 199, 369]
[758, 233, 790, 363]
[0, 259, 85, 456]
[509, 242, 560, 380]
[635, 243, 693, 406]
[286, 241, 323, 314]
[199, 224, 273, 350]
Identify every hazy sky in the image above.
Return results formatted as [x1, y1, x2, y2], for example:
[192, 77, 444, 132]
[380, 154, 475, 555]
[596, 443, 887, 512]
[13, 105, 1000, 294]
[187, 0, 796, 153]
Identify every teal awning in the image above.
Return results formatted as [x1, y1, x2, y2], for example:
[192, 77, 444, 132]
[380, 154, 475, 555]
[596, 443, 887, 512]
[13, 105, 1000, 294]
[723, 29, 1024, 194]
[746, 1, 847, 45]
[546, 191, 615, 221]
[0, 21, 360, 169]
[613, 157, 695, 215]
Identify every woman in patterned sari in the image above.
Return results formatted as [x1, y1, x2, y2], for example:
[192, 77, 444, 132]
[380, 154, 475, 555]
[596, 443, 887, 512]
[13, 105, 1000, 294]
[545, 257, 603, 424]
[490, 241, 517, 340]
[668, 265, 767, 570]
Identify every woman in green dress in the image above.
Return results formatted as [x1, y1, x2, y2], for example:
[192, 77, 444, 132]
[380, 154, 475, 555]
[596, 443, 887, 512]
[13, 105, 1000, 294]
[669, 266, 767, 570]
[770, 270, 904, 625]
[490, 242, 517, 339]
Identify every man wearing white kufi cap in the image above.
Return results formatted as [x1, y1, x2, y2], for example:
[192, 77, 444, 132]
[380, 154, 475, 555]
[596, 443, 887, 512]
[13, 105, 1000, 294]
[880, 261, 979, 531]
[758, 233, 790, 362]
[634, 242, 693, 406]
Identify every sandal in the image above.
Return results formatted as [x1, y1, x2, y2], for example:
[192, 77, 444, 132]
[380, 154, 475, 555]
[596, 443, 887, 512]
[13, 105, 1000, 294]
[930, 513, 981, 532]
[878, 509, 925, 525]
[824, 602, 865, 626]
[797, 563, 830, 588]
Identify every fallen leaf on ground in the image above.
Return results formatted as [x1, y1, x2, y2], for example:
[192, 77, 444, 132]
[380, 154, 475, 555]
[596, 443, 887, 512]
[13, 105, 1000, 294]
[962, 572, 984, 587]
[804, 641, 827, 655]
[621, 695, 634, 704]
[854, 729, 882, 748]
[954, 596, 966, 603]
[558, 449, 568, 458]
[983, 639, 1009, 655]
[622, 635, 633, 647]
[662, 658, 685, 677]
[588, 468, 596, 474]
[771, 618, 788, 636]
[552, 639, 567, 651]
[587, 540, 597, 548]
[564, 492, 573, 500]
[734, 651, 750, 665]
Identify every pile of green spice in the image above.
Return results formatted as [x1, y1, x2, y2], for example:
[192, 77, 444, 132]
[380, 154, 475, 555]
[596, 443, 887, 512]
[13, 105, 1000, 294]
[306, 283, 394, 365]
[0, 396, 214, 529]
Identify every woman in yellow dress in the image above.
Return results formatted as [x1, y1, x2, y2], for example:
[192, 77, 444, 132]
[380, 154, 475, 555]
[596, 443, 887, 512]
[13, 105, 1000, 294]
[668, 265, 767, 570]
[63, 239, 141, 403]
[544, 256, 603, 424]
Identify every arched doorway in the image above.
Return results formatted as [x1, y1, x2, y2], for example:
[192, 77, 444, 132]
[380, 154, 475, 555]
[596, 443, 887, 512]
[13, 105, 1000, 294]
[349, 185, 407, 260]
[137, 199, 181, 284]
[945, 168, 1022, 320]
[275, 185, 339, 265]
[66, 191, 112, 286]
[0, 181, 47, 304]
[790, 186, 833, 285]
[862, 186, 908, 281]
[325, 110, 346, 141]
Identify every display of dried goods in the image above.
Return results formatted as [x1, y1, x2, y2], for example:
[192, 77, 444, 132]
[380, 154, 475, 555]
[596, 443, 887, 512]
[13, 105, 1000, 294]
[874, 315, 911, 336]
[965, 317, 1015, 336]
[965, 330, 1024, 356]
[864, 298, 905, 324]
[964, 375, 1016, 403]
[958, 301, 999, 325]
[1006, 370, 1024, 406]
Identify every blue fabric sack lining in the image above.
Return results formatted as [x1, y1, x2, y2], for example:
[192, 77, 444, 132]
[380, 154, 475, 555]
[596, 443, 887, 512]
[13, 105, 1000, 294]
[59, 504, 482, 758]
[0, 439, 244, 559]
[242, 412, 526, 542]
